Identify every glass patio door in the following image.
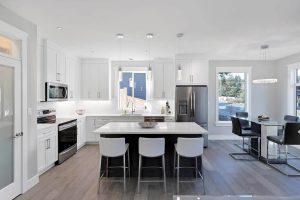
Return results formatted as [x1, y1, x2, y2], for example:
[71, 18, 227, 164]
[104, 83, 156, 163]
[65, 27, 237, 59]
[0, 55, 22, 200]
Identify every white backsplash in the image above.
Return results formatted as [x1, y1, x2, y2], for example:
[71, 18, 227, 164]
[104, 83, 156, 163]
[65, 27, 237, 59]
[37, 99, 175, 117]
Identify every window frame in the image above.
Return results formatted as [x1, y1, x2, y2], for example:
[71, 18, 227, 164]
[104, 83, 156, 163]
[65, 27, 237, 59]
[215, 67, 252, 126]
[294, 68, 300, 117]
[118, 70, 149, 111]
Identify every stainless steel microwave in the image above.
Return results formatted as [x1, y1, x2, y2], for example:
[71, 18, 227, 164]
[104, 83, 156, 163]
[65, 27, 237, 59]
[45, 82, 68, 101]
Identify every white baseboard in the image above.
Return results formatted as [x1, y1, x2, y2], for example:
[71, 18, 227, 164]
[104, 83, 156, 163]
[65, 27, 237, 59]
[23, 174, 39, 193]
[208, 134, 242, 140]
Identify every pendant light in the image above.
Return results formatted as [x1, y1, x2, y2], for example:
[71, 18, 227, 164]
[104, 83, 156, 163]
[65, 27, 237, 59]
[146, 33, 154, 80]
[176, 33, 184, 81]
[116, 33, 124, 82]
[252, 45, 278, 84]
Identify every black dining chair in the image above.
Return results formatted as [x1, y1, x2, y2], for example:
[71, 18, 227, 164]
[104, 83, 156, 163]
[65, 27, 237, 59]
[278, 115, 299, 136]
[236, 112, 251, 130]
[230, 116, 261, 160]
[267, 122, 300, 176]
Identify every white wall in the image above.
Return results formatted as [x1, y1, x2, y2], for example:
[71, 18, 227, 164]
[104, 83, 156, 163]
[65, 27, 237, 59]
[208, 60, 278, 136]
[276, 53, 300, 119]
[0, 5, 37, 179]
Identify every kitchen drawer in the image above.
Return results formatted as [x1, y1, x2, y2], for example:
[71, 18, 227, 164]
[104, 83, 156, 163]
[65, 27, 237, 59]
[38, 126, 57, 136]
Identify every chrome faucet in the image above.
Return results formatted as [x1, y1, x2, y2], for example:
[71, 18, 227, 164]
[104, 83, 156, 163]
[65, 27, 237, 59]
[131, 100, 135, 114]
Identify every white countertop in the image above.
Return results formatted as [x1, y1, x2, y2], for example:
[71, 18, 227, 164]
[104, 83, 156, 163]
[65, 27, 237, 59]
[85, 113, 175, 117]
[94, 122, 208, 135]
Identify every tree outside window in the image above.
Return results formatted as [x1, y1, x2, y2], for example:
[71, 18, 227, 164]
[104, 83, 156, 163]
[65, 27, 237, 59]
[218, 72, 247, 121]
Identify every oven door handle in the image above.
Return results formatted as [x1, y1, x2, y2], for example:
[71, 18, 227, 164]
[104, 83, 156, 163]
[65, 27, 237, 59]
[59, 121, 77, 131]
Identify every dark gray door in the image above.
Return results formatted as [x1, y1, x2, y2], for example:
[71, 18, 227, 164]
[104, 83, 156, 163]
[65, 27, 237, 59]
[176, 86, 193, 122]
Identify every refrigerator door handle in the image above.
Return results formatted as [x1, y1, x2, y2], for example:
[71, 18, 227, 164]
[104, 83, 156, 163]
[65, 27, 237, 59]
[193, 91, 196, 117]
[190, 92, 193, 117]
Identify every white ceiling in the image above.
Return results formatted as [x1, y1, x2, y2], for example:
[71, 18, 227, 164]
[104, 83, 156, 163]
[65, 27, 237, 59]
[1, 0, 300, 60]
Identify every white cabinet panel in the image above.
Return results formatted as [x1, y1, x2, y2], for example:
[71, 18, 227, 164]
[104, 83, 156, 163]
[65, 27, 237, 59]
[56, 51, 67, 84]
[37, 126, 58, 174]
[46, 133, 58, 165]
[81, 59, 110, 100]
[175, 58, 208, 85]
[175, 59, 192, 85]
[153, 60, 175, 99]
[44, 46, 57, 83]
[68, 57, 81, 100]
[37, 135, 46, 172]
[43, 39, 67, 84]
[77, 117, 86, 149]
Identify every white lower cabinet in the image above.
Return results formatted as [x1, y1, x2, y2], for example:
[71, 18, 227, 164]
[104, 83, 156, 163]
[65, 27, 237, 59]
[77, 117, 86, 149]
[37, 126, 58, 174]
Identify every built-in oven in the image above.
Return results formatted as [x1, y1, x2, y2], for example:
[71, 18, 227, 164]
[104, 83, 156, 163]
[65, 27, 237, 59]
[57, 119, 77, 164]
[45, 82, 68, 102]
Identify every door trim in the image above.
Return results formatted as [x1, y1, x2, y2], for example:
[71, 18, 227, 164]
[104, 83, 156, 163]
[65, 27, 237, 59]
[0, 20, 34, 196]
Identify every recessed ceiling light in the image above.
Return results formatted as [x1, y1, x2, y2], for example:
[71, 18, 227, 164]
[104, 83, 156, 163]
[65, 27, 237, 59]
[176, 33, 184, 38]
[56, 26, 63, 30]
[146, 33, 154, 39]
[116, 33, 124, 39]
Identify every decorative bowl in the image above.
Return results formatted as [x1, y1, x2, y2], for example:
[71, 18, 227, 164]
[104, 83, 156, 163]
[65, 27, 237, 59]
[75, 109, 85, 115]
[138, 122, 158, 128]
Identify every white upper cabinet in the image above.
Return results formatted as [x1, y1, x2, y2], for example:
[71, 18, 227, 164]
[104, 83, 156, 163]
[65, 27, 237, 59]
[175, 58, 208, 85]
[67, 56, 81, 100]
[43, 39, 67, 84]
[81, 59, 110, 100]
[153, 59, 175, 99]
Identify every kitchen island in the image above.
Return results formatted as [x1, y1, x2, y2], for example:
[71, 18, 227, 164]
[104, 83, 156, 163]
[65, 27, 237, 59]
[94, 122, 208, 177]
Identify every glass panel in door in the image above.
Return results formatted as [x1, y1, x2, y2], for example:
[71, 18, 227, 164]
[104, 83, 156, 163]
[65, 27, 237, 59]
[0, 64, 14, 190]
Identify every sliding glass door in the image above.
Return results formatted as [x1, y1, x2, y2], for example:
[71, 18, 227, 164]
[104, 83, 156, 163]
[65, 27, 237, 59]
[0, 55, 22, 200]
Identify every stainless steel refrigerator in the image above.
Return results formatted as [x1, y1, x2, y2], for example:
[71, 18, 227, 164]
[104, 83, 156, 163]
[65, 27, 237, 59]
[176, 85, 208, 147]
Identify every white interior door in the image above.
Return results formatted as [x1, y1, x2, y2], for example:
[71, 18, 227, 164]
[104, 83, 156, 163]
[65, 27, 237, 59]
[0, 55, 22, 200]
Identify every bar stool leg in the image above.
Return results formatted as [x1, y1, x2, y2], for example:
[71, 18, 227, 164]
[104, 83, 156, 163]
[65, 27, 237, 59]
[285, 145, 288, 163]
[137, 155, 142, 193]
[173, 150, 176, 177]
[177, 154, 180, 194]
[98, 155, 102, 194]
[123, 154, 126, 192]
[267, 140, 269, 164]
[195, 157, 198, 180]
[127, 148, 130, 177]
[106, 157, 109, 177]
[162, 155, 167, 193]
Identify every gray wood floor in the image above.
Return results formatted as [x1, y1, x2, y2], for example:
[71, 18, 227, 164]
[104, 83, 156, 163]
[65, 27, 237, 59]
[16, 141, 300, 200]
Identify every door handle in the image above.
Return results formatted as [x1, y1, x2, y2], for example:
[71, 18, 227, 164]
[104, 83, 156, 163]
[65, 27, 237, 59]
[13, 132, 23, 138]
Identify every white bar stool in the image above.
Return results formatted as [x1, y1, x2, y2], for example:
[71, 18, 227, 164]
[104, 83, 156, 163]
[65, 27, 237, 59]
[174, 137, 205, 194]
[137, 137, 166, 193]
[98, 137, 130, 193]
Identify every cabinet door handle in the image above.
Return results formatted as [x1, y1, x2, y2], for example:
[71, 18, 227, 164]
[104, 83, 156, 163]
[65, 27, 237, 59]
[94, 119, 96, 126]
[191, 75, 193, 83]
[45, 139, 48, 149]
